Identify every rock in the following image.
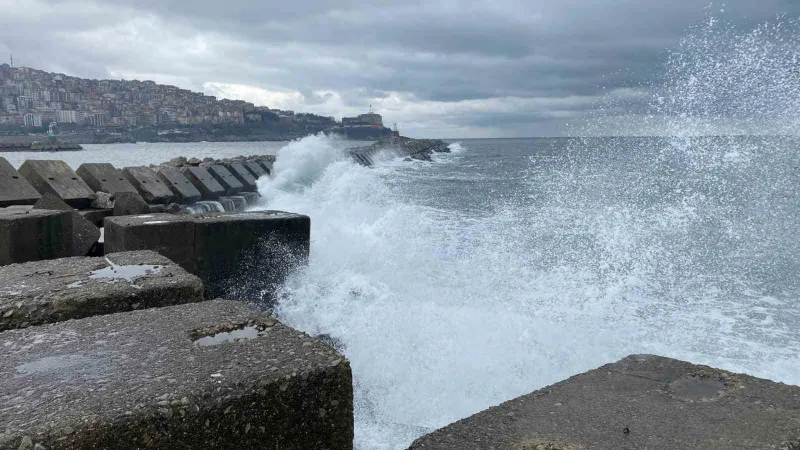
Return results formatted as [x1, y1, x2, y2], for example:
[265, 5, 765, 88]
[91, 191, 114, 209]
[166, 203, 187, 214]
[202, 157, 215, 163]
[33, 194, 100, 257]
[168, 156, 188, 167]
[403, 158, 413, 162]
[187, 157, 202, 166]
[113, 192, 150, 216]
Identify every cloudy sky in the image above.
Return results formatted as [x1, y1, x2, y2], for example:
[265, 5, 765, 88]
[1, 0, 798, 137]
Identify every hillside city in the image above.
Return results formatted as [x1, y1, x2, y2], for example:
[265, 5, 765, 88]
[0, 63, 393, 143]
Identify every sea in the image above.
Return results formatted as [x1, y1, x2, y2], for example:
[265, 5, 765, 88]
[2, 133, 798, 449]
[3, 13, 800, 450]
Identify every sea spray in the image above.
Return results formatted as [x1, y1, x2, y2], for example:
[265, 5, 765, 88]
[252, 14, 800, 450]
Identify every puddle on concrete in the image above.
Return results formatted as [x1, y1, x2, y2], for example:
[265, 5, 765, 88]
[16, 354, 90, 375]
[66, 281, 85, 288]
[669, 376, 727, 401]
[193, 326, 264, 346]
[143, 221, 169, 225]
[89, 263, 162, 283]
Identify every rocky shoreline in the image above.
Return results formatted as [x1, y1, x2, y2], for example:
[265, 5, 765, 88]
[0, 141, 83, 152]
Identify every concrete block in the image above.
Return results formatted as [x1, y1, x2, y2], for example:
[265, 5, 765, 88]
[122, 166, 176, 204]
[0, 209, 72, 266]
[104, 214, 197, 273]
[244, 161, 268, 179]
[229, 195, 247, 212]
[0, 157, 41, 207]
[408, 354, 800, 450]
[182, 166, 225, 200]
[208, 164, 244, 196]
[218, 197, 235, 212]
[194, 211, 310, 300]
[241, 191, 261, 205]
[76, 163, 138, 195]
[113, 191, 150, 216]
[0, 300, 353, 450]
[157, 167, 201, 204]
[33, 194, 100, 257]
[0, 250, 203, 331]
[18, 160, 95, 209]
[79, 208, 113, 227]
[227, 162, 258, 192]
[258, 159, 274, 175]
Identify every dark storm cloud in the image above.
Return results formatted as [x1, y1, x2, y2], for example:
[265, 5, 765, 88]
[1, 0, 797, 136]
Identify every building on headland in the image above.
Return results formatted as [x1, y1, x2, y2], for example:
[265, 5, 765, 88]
[55, 110, 78, 123]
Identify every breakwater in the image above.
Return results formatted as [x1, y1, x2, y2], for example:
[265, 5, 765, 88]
[347, 136, 451, 166]
[2, 140, 799, 449]
[0, 141, 83, 152]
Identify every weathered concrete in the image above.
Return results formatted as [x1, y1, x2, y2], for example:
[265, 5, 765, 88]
[79, 209, 113, 227]
[409, 354, 800, 450]
[33, 194, 100, 257]
[193, 211, 310, 300]
[113, 191, 151, 216]
[0, 300, 353, 450]
[157, 167, 202, 204]
[0, 250, 203, 331]
[208, 165, 244, 196]
[257, 159, 274, 175]
[240, 191, 260, 205]
[182, 166, 225, 200]
[18, 160, 95, 209]
[105, 211, 310, 301]
[0, 157, 41, 207]
[122, 166, 176, 204]
[244, 161, 268, 179]
[0, 209, 72, 266]
[104, 214, 197, 273]
[227, 162, 259, 191]
[76, 163, 139, 195]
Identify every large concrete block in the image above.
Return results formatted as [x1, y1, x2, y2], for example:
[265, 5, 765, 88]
[182, 166, 225, 200]
[227, 162, 258, 192]
[157, 167, 202, 204]
[104, 214, 197, 273]
[0, 157, 41, 207]
[0, 209, 72, 266]
[18, 160, 95, 209]
[258, 159, 274, 175]
[244, 161, 268, 179]
[122, 166, 176, 204]
[208, 164, 244, 196]
[33, 194, 100, 257]
[194, 211, 310, 300]
[409, 354, 800, 450]
[0, 250, 203, 331]
[76, 163, 138, 195]
[0, 300, 353, 450]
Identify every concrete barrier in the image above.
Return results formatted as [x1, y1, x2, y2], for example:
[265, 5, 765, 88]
[244, 161, 268, 179]
[33, 194, 100, 257]
[157, 168, 202, 204]
[0, 208, 72, 265]
[0, 157, 41, 207]
[208, 165, 244, 195]
[122, 166, 176, 204]
[104, 214, 197, 273]
[408, 354, 800, 449]
[227, 162, 258, 191]
[76, 163, 139, 195]
[182, 166, 225, 200]
[18, 160, 95, 209]
[0, 250, 203, 331]
[105, 211, 310, 301]
[0, 300, 354, 450]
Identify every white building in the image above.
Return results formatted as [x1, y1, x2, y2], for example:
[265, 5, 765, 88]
[56, 110, 78, 123]
[23, 113, 42, 127]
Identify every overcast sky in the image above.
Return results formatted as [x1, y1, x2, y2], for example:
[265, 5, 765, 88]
[1, 0, 798, 137]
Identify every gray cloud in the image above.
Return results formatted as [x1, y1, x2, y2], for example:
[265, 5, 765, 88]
[1, 0, 798, 137]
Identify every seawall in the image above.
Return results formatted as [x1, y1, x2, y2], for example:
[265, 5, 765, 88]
[347, 136, 451, 166]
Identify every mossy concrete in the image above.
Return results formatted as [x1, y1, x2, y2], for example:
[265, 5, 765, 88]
[0, 250, 203, 331]
[409, 354, 800, 450]
[0, 300, 353, 449]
